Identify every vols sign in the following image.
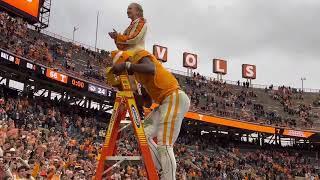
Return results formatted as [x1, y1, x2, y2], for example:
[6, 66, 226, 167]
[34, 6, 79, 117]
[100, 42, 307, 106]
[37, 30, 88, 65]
[153, 45, 168, 62]
[0, 0, 40, 18]
[213, 59, 227, 74]
[242, 64, 256, 79]
[183, 52, 197, 69]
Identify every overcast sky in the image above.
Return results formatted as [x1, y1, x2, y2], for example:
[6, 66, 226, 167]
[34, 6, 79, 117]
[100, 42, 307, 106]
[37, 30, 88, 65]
[47, 0, 320, 89]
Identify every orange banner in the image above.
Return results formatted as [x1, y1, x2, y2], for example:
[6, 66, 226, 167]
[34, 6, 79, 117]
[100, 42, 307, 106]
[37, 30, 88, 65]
[185, 112, 276, 134]
[2, 0, 40, 18]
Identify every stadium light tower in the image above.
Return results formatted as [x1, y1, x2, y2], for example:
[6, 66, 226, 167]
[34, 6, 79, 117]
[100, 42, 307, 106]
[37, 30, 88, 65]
[94, 11, 100, 52]
[73, 26, 79, 42]
[301, 77, 306, 92]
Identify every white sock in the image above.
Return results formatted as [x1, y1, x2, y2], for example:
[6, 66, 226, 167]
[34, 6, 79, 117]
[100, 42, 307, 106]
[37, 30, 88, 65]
[145, 126, 162, 171]
[158, 145, 176, 180]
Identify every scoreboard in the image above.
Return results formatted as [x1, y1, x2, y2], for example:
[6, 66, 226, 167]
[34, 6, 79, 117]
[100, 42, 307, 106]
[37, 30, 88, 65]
[0, 49, 115, 98]
[46, 69, 68, 84]
[0, 0, 40, 22]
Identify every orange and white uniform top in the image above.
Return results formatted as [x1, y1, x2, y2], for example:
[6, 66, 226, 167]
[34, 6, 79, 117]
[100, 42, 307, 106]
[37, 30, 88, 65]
[115, 17, 147, 53]
[131, 50, 179, 104]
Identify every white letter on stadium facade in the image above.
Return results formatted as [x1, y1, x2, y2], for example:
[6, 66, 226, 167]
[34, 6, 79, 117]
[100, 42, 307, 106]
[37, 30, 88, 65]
[186, 54, 196, 67]
[156, 46, 166, 60]
[216, 60, 224, 73]
[246, 66, 254, 77]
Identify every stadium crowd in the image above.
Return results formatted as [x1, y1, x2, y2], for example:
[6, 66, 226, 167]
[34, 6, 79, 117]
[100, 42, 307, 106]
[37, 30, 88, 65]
[0, 11, 52, 65]
[184, 73, 256, 122]
[266, 86, 317, 128]
[183, 73, 319, 129]
[241, 147, 319, 179]
[0, 86, 109, 179]
[0, 11, 111, 86]
[178, 122, 320, 180]
[0, 85, 318, 179]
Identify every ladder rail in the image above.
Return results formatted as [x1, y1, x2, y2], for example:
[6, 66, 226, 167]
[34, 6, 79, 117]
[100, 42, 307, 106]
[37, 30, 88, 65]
[95, 97, 126, 179]
[95, 72, 159, 180]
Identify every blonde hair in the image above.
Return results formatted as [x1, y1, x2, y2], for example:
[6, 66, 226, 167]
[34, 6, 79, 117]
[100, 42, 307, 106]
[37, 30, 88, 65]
[131, 3, 144, 17]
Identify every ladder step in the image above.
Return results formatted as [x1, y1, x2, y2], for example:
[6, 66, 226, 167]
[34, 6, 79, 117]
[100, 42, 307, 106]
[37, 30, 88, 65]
[106, 156, 142, 161]
[120, 120, 131, 124]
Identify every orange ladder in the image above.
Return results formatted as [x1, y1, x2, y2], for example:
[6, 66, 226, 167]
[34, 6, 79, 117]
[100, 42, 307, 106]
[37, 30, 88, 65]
[95, 72, 159, 180]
